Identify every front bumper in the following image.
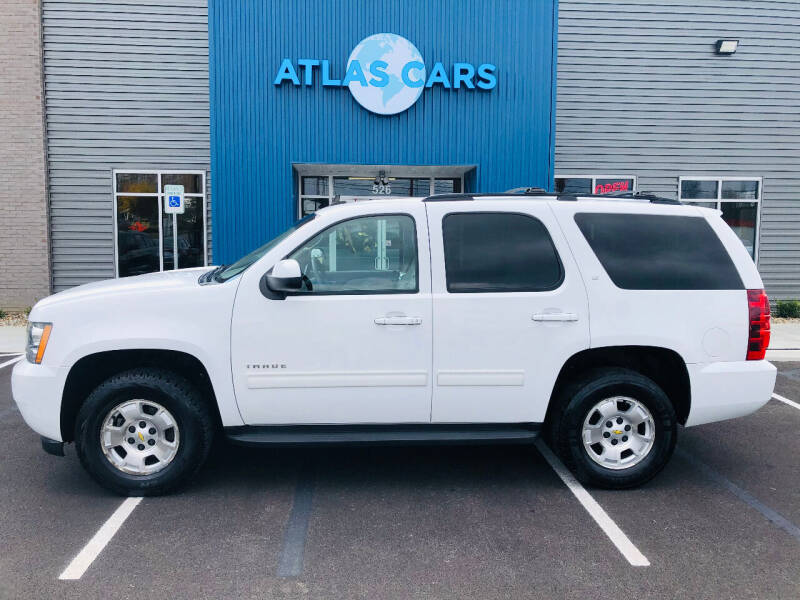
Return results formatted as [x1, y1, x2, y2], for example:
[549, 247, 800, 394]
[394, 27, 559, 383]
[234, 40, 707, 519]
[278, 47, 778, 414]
[11, 359, 67, 441]
[685, 360, 777, 427]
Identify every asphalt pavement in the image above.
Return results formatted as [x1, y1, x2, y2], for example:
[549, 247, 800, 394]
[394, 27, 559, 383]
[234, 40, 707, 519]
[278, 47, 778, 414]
[1, 360, 798, 599]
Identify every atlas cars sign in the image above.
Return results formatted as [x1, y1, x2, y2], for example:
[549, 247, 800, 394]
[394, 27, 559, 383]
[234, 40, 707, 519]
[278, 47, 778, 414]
[273, 33, 497, 115]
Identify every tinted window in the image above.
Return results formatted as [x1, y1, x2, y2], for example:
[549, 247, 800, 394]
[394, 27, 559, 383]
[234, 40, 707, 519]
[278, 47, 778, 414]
[574, 213, 743, 290]
[288, 215, 418, 294]
[442, 213, 563, 293]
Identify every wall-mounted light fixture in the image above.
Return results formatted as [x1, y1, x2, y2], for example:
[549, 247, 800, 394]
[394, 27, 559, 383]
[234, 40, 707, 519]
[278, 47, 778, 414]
[715, 39, 739, 55]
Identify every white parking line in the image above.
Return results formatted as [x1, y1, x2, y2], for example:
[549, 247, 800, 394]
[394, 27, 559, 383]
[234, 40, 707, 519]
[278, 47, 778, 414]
[535, 439, 650, 567]
[772, 393, 800, 411]
[0, 355, 23, 370]
[59, 497, 142, 580]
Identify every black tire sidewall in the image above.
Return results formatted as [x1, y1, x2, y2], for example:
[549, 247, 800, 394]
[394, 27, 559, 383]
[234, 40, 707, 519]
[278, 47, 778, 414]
[562, 371, 677, 488]
[75, 369, 211, 496]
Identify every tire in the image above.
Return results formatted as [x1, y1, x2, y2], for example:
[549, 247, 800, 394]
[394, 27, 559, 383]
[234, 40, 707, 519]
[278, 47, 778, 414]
[75, 368, 215, 496]
[548, 368, 677, 489]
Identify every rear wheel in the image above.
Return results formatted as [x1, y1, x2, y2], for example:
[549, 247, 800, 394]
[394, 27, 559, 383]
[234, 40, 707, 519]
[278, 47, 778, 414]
[75, 368, 214, 496]
[549, 368, 677, 489]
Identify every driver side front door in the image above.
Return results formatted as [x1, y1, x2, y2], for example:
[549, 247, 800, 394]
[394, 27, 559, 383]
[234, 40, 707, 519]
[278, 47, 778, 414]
[230, 207, 433, 425]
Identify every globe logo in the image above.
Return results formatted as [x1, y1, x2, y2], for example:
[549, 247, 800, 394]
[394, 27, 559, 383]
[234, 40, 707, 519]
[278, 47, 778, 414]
[346, 33, 426, 115]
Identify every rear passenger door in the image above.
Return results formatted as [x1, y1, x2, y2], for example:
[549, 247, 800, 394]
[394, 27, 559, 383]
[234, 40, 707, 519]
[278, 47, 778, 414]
[426, 200, 590, 423]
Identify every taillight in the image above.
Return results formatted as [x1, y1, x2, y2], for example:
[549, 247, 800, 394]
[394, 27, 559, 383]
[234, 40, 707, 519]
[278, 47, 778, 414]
[746, 289, 770, 360]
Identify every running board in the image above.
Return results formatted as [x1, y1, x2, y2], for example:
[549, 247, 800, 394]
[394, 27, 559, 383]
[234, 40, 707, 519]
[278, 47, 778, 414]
[224, 423, 541, 447]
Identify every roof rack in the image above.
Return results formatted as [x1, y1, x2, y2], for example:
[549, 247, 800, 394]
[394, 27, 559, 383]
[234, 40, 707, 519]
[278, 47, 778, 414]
[423, 191, 554, 202]
[591, 191, 681, 205]
[423, 190, 680, 205]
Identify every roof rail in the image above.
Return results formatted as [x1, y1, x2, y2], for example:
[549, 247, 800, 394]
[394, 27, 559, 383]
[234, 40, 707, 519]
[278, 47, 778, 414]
[504, 186, 549, 195]
[593, 191, 681, 205]
[422, 190, 681, 205]
[423, 190, 553, 202]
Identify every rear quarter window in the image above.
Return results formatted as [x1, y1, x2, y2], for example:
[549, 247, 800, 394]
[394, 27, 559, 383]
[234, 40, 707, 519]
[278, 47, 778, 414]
[574, 213, 743, 290]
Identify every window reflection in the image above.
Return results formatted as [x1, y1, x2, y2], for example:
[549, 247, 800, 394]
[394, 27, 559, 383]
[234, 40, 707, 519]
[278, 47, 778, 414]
[117, 196, 160, 277]
[680, 180, 718, 199]
[116, 173, 157, 194]
[721, 202, 758, 258]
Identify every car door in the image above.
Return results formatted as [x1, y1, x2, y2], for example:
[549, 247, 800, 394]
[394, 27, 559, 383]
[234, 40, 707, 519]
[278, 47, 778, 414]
[230, 205, 433, 424]
[426, 199, 590, 423]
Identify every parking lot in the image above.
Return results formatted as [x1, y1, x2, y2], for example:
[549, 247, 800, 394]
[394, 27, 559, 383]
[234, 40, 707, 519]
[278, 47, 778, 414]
[1, 357, 799, 599]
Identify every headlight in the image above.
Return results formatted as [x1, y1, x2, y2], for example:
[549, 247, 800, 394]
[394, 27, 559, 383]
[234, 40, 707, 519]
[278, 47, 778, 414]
[26, 322, 52, 364]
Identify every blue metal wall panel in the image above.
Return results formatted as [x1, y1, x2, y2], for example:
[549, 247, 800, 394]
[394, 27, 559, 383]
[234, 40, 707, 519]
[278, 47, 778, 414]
[210, 0, 557, 264]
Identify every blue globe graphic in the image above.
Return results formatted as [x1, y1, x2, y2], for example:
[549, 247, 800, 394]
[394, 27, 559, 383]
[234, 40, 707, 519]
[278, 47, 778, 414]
[347, 33, 426, 115]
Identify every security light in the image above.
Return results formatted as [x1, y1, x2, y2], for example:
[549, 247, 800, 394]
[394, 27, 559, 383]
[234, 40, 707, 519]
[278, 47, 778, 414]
[716, 39, 738, 55]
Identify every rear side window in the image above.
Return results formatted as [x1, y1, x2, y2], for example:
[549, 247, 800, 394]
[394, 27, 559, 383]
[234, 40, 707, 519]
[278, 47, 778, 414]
[442, 212, 563, 292]
[574, 213, 743, 290]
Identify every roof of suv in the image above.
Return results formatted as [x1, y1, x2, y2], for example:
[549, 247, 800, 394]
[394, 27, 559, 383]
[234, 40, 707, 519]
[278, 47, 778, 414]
[421, 191, 681, 205]
[325, 190, 682, 211]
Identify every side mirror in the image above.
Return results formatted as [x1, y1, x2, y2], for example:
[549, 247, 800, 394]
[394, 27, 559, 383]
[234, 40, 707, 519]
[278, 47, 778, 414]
[265, 259, 303, 294]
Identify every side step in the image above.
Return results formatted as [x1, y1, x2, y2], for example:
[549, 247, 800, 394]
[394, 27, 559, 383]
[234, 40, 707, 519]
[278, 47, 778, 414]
[224, 423, 541, 447]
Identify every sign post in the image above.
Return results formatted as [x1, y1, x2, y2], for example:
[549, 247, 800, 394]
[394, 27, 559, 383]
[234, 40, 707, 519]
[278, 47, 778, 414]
[163, 184, 185, 269]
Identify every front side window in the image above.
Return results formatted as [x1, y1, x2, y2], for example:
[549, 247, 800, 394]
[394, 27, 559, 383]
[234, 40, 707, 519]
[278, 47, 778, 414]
[679, 177, 761, 260]
[575, 213, 743, 290]
[287, 215, 418, 293]
[442, 212, 563, 293]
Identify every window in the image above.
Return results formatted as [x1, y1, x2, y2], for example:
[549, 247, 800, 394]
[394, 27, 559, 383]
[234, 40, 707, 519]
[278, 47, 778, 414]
[287, 215, 418, 293]
[679, 177, 761, 260]
[555, 175, 637, 196]
[298, 175, 463, 217]
[575, 213, 743, 290]
[114, 170, 207, 277]
[442, 213, 563, 293]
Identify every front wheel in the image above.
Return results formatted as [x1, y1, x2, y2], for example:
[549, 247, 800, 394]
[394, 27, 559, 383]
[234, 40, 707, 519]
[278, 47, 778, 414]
[75, 368, 215, 496]
[549, 368, 677, 489]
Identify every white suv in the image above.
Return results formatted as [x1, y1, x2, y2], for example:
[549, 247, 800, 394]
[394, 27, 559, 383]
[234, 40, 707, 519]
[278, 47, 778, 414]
[12, 192, 776, 495]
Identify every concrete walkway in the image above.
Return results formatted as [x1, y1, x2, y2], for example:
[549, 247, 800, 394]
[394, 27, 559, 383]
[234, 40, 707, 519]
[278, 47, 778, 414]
[767, 321, 800, 362]
[0, 326, 26, 354]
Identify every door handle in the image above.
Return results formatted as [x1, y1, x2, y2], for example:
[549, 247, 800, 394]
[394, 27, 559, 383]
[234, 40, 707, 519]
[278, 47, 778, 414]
[532, 312, 578, 322]
[374, 316, 423, 326]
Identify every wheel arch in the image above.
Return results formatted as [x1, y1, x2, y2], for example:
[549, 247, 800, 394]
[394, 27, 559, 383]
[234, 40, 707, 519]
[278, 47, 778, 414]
[61, 349, 222, 442]
[546, 345, 691, 426]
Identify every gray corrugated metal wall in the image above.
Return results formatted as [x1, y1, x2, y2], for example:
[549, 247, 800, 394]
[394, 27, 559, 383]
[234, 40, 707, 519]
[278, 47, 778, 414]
[556, 0, 800, 299]
[42, 0, 210, 291]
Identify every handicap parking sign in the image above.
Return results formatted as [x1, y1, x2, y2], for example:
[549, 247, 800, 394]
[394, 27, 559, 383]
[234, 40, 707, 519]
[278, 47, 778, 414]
[163, 185, 185, 214]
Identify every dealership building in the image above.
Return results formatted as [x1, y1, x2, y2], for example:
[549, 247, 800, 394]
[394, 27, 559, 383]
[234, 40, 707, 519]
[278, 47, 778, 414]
[1, 0, 799, 309]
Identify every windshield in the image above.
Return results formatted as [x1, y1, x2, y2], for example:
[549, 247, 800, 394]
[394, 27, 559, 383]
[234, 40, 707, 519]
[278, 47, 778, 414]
[215, 214, 315, 282]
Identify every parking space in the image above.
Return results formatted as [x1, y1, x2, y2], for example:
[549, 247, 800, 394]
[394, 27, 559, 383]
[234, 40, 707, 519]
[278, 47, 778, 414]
[1, 360, 799, 599]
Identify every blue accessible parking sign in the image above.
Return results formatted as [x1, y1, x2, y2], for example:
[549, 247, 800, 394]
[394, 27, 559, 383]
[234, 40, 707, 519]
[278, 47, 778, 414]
[163, 185, 185, 214]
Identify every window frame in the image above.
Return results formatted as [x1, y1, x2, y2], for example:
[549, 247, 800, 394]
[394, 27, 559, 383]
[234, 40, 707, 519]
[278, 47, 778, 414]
[554, 174, 638, 196]
[112, 169, 208, 277]
[282, 212, 420, 296]
[441, 211, 565, 294]
[678, 175, 762, 262]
